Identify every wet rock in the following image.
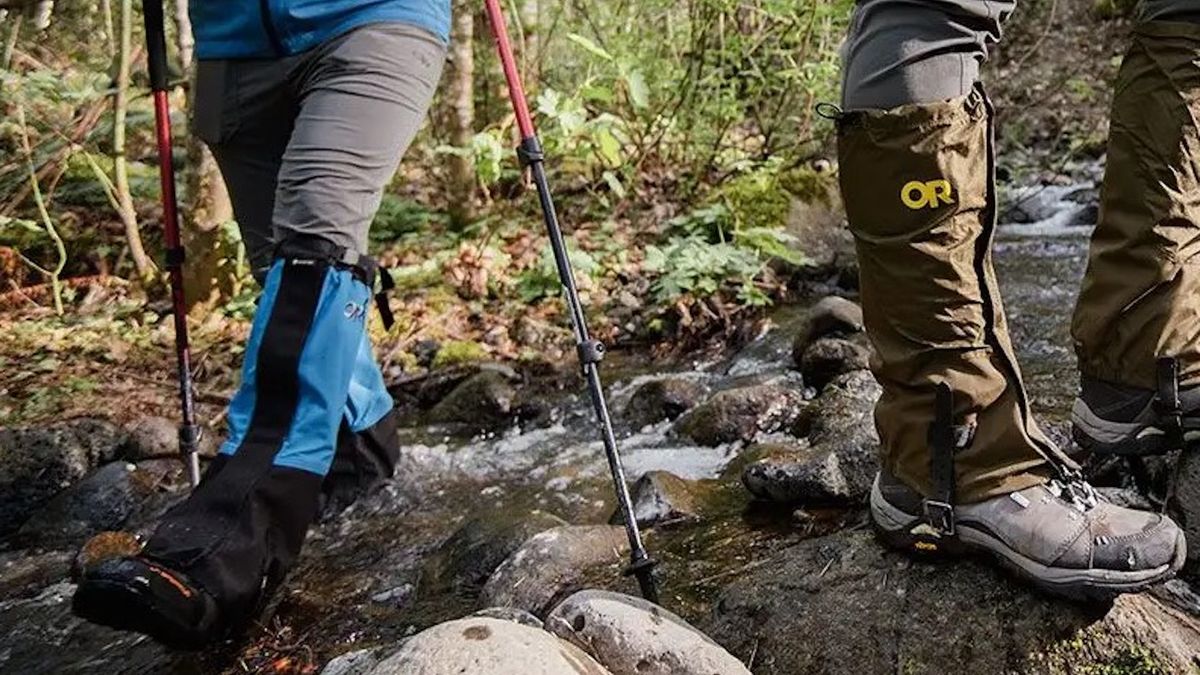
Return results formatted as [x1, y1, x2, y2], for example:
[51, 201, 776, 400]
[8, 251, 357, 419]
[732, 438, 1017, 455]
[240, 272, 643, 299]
[482, 525, 631, 618]
[806, 371, 881, 489]
[625, 378, 708, 429]
[472, 606, 543, 628]
[797, 336, 871, 391]
[120, 416, 218, 461]
[611, 471, 701, 528]
[742, 447, 853, 503]
[0, 418, 125, 536]
[71, 530, 141, 580]
[1170, 448, 1200, 575]
[791, 296, 864, 364]
[546, 590, 750, 675]
[427, 370, 520, 432]
[423, 510, 568, 596]
[368, 617, 612, 675]
[15, 461, 170, 548]
[0, 550, 72, 599]
[703, 529, 1200, 674]
[674, 384, 808, 446]
[742, 372, 881, 505]
[0, 582, 180, 673]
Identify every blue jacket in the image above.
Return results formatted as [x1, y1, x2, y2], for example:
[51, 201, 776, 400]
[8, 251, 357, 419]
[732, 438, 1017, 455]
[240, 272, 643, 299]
[191, 0, 450, 60]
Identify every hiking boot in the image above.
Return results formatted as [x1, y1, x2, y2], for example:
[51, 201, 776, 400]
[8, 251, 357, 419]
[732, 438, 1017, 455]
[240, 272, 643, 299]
[870, 469, 1185, 601]
[72, 557, 222, 650]
[1073, 368, 1200, 456]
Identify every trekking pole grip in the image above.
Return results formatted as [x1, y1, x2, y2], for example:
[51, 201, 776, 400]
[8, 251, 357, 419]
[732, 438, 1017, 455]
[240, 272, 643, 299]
[142, 0, 170, 93]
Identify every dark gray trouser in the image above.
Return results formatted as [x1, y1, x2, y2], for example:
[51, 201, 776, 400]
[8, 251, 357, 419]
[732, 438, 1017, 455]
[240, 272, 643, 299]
[841, 0, 1200, 110]
[193, 23, 446, 275]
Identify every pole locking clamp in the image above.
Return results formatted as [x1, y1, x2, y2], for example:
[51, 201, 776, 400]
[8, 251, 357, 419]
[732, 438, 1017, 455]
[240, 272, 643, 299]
[577, 339, 606, 366]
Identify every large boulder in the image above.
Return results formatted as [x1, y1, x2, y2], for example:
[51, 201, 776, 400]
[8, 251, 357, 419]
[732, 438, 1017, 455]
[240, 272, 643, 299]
[422, 510, 568, 596]
[546, 590, 750, 675]
[674, 385, 808, 446]
[703, 529, 1200, 675]
[367, 617, 612, 675]
[0, 419, 125, 536]
[482, 525, 631, 618]
[624, 378, 708, 429]
[742, 371, 881, 505]
[427, 370, 519, 432]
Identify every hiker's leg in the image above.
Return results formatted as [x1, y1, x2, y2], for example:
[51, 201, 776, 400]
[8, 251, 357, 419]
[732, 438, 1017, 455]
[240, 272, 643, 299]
[842, 0, 1013, 110]
[1071, 6, 1200, 455]
[841, 0, 1184, 598]
[196, 43, 431, 515]
[841, 0, 1053, 502]
[72, 25, 444, 649]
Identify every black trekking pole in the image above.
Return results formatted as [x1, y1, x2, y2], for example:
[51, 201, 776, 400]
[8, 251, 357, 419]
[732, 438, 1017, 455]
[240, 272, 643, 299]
[143, 0, 201, 488]
[483, 0, 660, 604]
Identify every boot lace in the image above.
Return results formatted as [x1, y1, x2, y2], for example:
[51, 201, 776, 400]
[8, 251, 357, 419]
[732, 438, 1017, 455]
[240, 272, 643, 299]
[1047, 476, 1098, 513]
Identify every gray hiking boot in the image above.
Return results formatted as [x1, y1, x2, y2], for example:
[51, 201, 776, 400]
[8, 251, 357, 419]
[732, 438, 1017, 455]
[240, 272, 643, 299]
[1073, 364, 1200, 456]
[870, 469, 1186, 600]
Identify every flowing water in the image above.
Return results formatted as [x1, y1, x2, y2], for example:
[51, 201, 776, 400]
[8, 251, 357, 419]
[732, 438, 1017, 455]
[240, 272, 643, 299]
[0, 172, 1105, 674]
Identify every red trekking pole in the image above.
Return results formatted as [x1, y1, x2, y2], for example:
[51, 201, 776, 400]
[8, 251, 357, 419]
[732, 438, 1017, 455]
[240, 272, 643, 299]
[143, 0, 201, 488]
[483, 0, 659, 603]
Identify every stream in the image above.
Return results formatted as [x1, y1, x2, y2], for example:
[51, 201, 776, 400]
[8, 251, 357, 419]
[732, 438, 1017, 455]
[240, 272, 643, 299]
[0, 167, 1107, 674]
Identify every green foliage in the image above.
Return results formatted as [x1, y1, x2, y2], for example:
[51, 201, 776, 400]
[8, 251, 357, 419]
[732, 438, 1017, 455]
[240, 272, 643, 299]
[371, 194, 440, 245]
[431, 340, 487, 368]
[516, 242, 599, 303]
[644, 235, 770, 306]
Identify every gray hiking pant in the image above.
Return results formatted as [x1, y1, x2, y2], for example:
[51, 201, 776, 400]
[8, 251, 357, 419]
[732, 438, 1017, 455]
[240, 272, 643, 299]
[193, 23, 446, 276]
[842, 0, 1200, 110]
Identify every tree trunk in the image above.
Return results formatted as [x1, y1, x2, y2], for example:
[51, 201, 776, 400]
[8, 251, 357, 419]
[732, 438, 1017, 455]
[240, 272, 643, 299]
[174, 0, 234, 310]
[445, 0, 476, 228]
[113, 0, 155, 279]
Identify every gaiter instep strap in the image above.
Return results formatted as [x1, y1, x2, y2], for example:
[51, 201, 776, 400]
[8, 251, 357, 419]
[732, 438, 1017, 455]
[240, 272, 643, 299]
[925, 384, 957, 536]
[1156, 357, 1184, 450]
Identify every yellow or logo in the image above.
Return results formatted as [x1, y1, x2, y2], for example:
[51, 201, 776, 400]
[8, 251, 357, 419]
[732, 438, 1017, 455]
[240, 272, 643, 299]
[901, 180, 954, 210]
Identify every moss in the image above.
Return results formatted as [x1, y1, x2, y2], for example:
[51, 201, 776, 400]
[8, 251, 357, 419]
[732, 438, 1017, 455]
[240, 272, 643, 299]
[431, 340, 487, 369]
[1079, 646, 1170, 675]
[718, 169, 792, 231]
[1092, 0, 1137, 19]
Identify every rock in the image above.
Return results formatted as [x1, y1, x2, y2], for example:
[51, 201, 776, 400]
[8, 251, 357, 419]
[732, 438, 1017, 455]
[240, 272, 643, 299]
[805, 371, 881, 492]
[472, 606, 544, 628]
[1170, 447, 1200, 575]
[71, 530, 142, 580]
[611, 471, 701, 528]
[797, 336, 871, 390]
[546, 590, 750, 675]
[120, 416, 218, 461]
[482, 525, 631, 618]
[791, 296, 864, 365]
[674, 385, 808, 446]
[423, 510, 568, 596]
[321, 648, 386, 675]
[0, 550, 72, 599]
[741, 372, 881, 505]
[427, 370, 519, 432]
[625, 378, 708, 429]
[15, 461, 171, 547]
[368, 617, 612, 675]
[0, 582, 180, 673]
[742, 447, 853, 503]
[702, 529, 1200, 674]
[0, 418, 125, 536]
